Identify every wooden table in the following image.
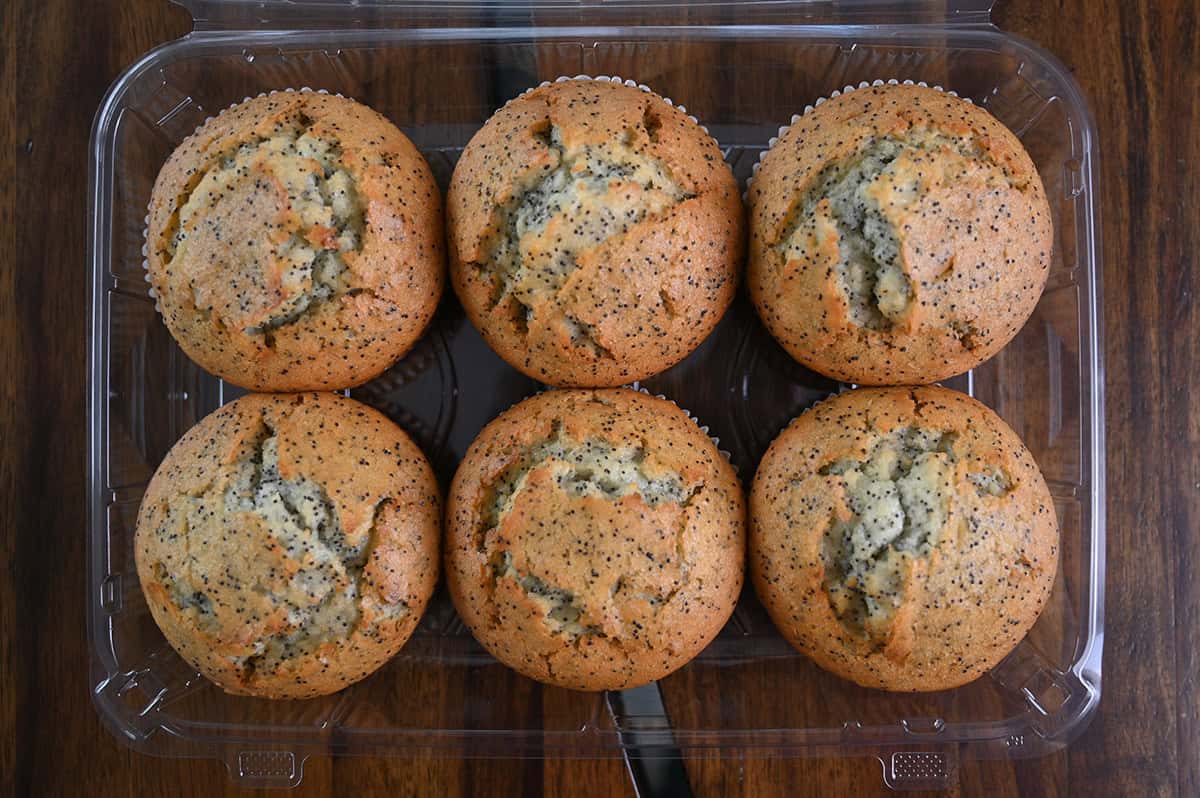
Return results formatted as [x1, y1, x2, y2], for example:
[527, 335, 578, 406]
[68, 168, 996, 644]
[2, 0, 1196, 795]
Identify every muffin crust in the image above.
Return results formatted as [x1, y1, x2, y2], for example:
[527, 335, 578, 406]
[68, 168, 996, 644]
[445, 388, 745, 690]
[135, 392, 441, 698]
[748, 83, 1053, 385]
[147, 90, 444, 391]
[750, 386, 1058, 691]
[448, 79, 743, 387]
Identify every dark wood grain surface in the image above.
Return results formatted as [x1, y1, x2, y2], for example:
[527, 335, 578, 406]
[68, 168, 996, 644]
[2, 0, 1196, 795]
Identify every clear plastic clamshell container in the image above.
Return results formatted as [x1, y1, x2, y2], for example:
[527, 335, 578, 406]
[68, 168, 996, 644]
[88, 0, 1105, 789]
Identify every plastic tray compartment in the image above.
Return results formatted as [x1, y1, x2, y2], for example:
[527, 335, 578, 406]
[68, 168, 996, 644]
[88, 1, 1104, 790]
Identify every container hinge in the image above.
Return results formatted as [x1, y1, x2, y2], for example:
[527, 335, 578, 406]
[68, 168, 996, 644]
[172, 1, 996, 32]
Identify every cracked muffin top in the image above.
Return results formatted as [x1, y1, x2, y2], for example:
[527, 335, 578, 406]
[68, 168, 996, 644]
[747, 83, 1052, 385]
[750, 386, 1058, 691]
[445, 388, 745, 691]
[146, 90, 444, 391]
[134, 392, 441, 699]
[447, 79, 744, 387]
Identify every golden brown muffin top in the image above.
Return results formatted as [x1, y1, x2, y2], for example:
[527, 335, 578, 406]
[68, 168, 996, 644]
[750, 386, 1058, 691]
[748, 83, 1052, 385]
[135, 392, 441, 698]
[448, 79, 743, 387]
[147, 90, 443, 391]
[445, 388, 745, 690]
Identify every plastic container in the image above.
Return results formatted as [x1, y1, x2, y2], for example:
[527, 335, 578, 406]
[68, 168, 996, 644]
[87, 1, 1105, 790]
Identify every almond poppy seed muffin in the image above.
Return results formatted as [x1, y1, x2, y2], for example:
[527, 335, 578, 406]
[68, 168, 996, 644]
[146, 90, 444, 391]
[134, 392, 441, 699]
[445, 388, 745, 691]
[748, 83, 1053, 385]
[750, 386, 1058, 692]
[447, 79, 744, 387]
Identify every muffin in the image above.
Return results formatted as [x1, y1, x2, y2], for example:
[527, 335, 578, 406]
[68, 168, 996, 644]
[750, 386, 1058, 691]
[146, 90, 444, 391]
[747, 82, 1053, 385]
[447, 78, 743, 387]
[445, 388, 745, 691]
[134, 392, 441, 698]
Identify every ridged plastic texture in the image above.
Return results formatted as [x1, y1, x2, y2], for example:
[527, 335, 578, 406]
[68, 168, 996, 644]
[88, 4, 1103, 789]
